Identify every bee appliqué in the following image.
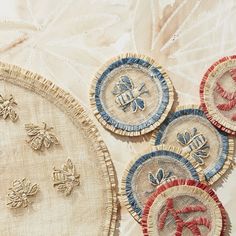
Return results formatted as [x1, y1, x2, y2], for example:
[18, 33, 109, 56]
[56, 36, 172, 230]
[0, 94, 18, 122]
[25, 122, 59, 151]
[112, 76, 149, 112]
[7, 178, 39, 208]
[52, 159, 80, 196]
[177, 128, 210, 165]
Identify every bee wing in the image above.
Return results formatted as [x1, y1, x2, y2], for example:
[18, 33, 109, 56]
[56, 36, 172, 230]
[7, 190, 23, 208]
[120, 76, 133, 89]
[63, 159, 74, 175]
[56, 183, 67, 193]
[27, 183, 39, 196]
[30, 135, 44, 150]
[25, 124, 41, 136]
[65, 182, 74, 196]
[43, 132, 59, 148]
[2, 107, 10, 119]
[135, 97, 145, 110]
[131, 100, 137, 112]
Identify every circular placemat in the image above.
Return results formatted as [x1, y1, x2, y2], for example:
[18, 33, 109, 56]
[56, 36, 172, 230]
[121, 145, 204, 222]
[90, 53, 174, 136]
[151, 105, 234, 184]
[0, 62, 117, 236]
[142, 179, 227, 236]
[200, 55, 236, 135]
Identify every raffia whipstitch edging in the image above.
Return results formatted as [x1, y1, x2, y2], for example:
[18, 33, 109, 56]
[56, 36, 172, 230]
[89, 53, 175, 136]
[150, 104, 234, 185]
[200, 55, 236, 135]
[141, 179, 227, 236]
[0, 61, 118, 236]
[120, 144, 205, 223]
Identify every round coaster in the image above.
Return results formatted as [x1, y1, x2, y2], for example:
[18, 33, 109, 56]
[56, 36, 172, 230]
[90, 53, 174, 136]
[142, 179, 227, 236]
[151, 105, 234, 184]
[121, 145, 204, 222]
[200, 55, 236, 135]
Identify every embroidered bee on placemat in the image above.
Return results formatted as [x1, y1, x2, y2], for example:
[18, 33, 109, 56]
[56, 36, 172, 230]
[25, 122, 59, 151]
[112, 76, 149, 112]
[52, 159, 80, 196]
[0, 94, 18, 122]
[177, 128, 210, 165]
[7, 178, 39, 208]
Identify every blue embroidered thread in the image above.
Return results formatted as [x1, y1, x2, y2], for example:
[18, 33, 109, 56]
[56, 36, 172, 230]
[94, 57, 170, 132]
[125, 150, 201, 218]
[154, 108, 229, 181]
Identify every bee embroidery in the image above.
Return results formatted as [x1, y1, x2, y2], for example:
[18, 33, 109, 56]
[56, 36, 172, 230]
[52, 159, 80, 196]
[112, 76, 148, 112]
[0, 94, 18, 122]
[177, 128, 210, 165]
[7, 178, 39, 208]
[25, 122, 59, 151]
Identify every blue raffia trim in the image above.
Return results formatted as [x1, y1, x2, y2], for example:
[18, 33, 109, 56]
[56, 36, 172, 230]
[95, 57, 170, 132]
[125, 150, 200, 218]
[154, 108, 229, 180]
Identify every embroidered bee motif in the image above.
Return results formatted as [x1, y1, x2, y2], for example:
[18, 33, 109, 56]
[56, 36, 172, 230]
[25, 122, 59, 151]
[112, 76, 148, 112]
[148, 168, 175, 186]
[52, 159, 80, 196]
[0, 94, 18, 122]
[7, 178, 39, 208]
[177, 128, 210, 165]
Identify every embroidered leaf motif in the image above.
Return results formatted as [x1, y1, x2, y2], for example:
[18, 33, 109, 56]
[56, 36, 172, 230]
[177, 128, 210, 165]
[158, 198, 211, 235]
[25, 122, 59, 151]
[7, 178, 39, 208]
[112, 76, 148, 113]
[148, 168, 175, 186]
[53, 159, 80, 196]
[0, 94, 18, 122]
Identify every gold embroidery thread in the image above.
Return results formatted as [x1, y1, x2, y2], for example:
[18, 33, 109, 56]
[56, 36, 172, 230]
[53, 159, 80, 196]
[0, 94, 18, 122]
[7, 178, 39, 208]
[25, 122, 59, 150]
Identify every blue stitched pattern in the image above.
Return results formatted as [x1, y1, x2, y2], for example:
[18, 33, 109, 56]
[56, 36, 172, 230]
[125, 150, 200, 218]
[153, 108, 229, 181]
[94, 57, 170, 132]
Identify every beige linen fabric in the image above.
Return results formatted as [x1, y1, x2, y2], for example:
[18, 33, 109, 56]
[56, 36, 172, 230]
[0, 1, 235, 235]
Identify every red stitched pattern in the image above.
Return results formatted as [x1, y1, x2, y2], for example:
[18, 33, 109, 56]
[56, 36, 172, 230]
[215, 69, 236, 120]
[158, 198, 211, 236]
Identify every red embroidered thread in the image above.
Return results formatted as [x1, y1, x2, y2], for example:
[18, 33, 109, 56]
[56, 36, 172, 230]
[215, 69, 236, 120]
[158, 198, 211, 236]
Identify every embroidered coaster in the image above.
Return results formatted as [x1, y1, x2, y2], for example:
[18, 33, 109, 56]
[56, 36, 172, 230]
[151, 105, 234, 184]
[121, 145, 204, 222]
[90, 53, 174, 136]
[200, 55, 236, 135]
[141, 179, 227, 236]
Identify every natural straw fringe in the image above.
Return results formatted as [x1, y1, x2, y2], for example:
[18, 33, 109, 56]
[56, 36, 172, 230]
[150, 104, 235, 185]
[141, 179, 227, 236]
[200, 55, 236, 136]
[120, 144, 205, 223]
[89, 53, 175, 136]
[0, 61, 118, 236]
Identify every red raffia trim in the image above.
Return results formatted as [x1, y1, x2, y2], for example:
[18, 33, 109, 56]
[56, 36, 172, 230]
[141, 179, 227, 236]
[217, 99, 236, 111]
[200, 55, 236, 135]
[229, 68, 236, 83]
[232, 114, 236, 121]
[215, 82, 236, 101]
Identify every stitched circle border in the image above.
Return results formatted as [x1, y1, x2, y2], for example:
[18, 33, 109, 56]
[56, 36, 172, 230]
[151, 105, 234, 184]
[121, 145, 205, 222]
[200, 55, 236, 135]
[90, 53, 174, 136]
[141, 179, 227, 236]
